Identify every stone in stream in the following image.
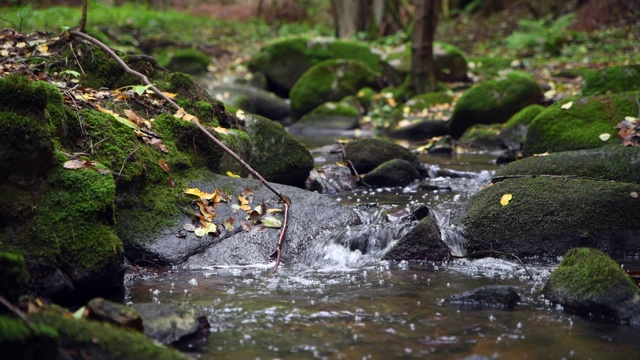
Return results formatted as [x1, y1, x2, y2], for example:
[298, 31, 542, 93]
[382, 214, 449, 261]
[445, 285, 521, 308]
[344, 138, 418, 174]
[132, 302, 210, 350]
[365, 159, 421, 187]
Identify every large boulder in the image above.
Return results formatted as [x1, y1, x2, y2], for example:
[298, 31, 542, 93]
[449, 71, 542, 138]
[243, 114, 314, 187]
[582, 65, 640, 96]
[498, 145, 640, 184]
[0, 76, 124, 305]
[209, 83, 290, 121]
[461, 177, 640, 257]
[248, 36, 381, 96]
[123, 176, 361, 267]
[524, 92, 637, 156]
[290, 59, 379, 120]
[543, 248, 640, 326]
[382, 41, 468, 83]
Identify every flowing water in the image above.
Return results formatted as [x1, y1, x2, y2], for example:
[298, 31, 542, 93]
[126, 152, 640, 359]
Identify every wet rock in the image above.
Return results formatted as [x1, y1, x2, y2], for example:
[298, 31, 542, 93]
[291, 101, 360, 130]
[382, 214, 449, 261]
[461, 177, 640, 257]
[126, 176, 360, 267]
[344, 138, 417, 174]
[365, 159, 421, 187]
[498, 145, 640, 184]
[543, 248, 640, 326]
[427, 135, 456, 155]
[209, 83, 290, 121]
[523, 92, 637, 156]
[446, 285, 520, 308]
[305, 164, 358, 194]
[248, 36, 381, 96]
[132, 302, 210, 350]
[388, 119, 449, 141]
[498, 104, 544, 150]
[290, 59, 379, 120]
[87, 297, 143, 332]
[449, 71, 542, 138]
[243, 114, 314, 187]
[459, 124, 504, 151]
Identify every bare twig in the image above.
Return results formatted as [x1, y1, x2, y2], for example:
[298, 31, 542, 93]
[79, 0, 88, 33]
[0, 295, 35, 332]
[337, 141, 371, 187]
[68, 30, 292, 271]
[117, 146, 142, 179]
[271, 200, 290, 272]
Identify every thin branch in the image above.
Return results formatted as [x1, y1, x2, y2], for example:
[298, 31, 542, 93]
[68, 30, 292, 271]
[117, 146, 142, 179]
[0, 295, 35, 332]
[271, 201, 290, 272]
[79, 0, 88, 33]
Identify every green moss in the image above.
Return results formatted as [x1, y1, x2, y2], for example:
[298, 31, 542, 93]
[0, 74, 49, 117]
[582, 65, 640, 96]
[462, 177, 640, 256]
[290, 59, 378, 119]
[404, 91, 453, 111]
[469, 56, 513, 77]
[504, 104, 545, 127]
[549, 248, 639, 300]
[248, 36, 381, 94]
[499, 145, 640, 184]
[169, 72, 195, 90]
[0, 315, 59, 359]
[30, 312, 187, 360]
[0, 252, 30, 302]
[68, 45, 127, 89]
[449, 71, 542, 138]
[31, 161, 121, 269]
[459, 123, 503, 149]
[164, 48, 212, 75]
[524, 92, 637, 155]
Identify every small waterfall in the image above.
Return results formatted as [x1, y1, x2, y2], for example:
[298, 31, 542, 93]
[432, 209, 467, 257]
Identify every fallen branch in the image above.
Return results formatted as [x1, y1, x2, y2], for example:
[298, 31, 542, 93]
[68, 30, 291, 271]
[0, 295, 35, 332]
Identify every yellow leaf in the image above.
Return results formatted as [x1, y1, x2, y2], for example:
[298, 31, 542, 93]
[184, 187, 204, 197]
[203, 221, 217, 234]
[262, 216, 282, 228]
[214, 127, 231, 135]
[533, 152, 550, 157]
[162, 92, 177, 98]
[561, 101, 573, 110]
[194, 227, 206, 237]
[500, 193, 513, 206]
[174, 107, 187, 119]
[226, 171, 240, 178]
[599, 133, 611, 141]
[266, 208, 283, 213]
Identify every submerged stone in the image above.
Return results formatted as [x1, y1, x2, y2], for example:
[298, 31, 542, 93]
[446, 285, 521, 308]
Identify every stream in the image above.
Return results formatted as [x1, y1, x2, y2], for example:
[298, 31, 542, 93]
[126, 149, 640, 359]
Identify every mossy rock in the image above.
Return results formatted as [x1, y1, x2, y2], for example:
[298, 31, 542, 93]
[459, 123, 504, 150]
[163, 48, 212, 75]
[543, 248, 640, 324]
[582, 65, 640, 96]
[365, 159, 421, 187]
[243, 114, 314, 187]
[449, 71, 542, 138]
[0, 252, 29, 303]
[468, 56, 513, 77]
[0, 315, 59, 359]
[382, 214, 448, 261]
[29, 311, 188, 359]
[382, 41, 468, 82]
[461, 177, 640, 257]
[404, 91, 453, 110]
[498, 145, 640, 184]
[523, 92, 637, 156]
[291, 101, 360, 130]
[209, 83, 290, 121]
[290, 59, 379, 120]
[499, 104, 545, 150]
[344, 138, 417, 174]
[248, 36, 381, 96]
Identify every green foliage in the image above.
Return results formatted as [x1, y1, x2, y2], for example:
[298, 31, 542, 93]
[505, 14, 576, 55]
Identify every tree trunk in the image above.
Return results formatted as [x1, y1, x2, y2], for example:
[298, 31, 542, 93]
[410, 0, 441, 94]
[331, 0, 367, 38]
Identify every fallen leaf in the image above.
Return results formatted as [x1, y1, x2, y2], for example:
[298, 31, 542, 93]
[226, 171, 240, 178]
[533, 152, 550, 157]
[266, 208, 283, 213]
[214, 127, 231, 135]
[631, 192, 638, 199]
[183, 223, 196, 232]
[262, 216, 282, 228]
[150, 138, 169, 153]
[500, 193, 513, 206]
[561, 101, 573, 110]
[223, 218, 235, 231]
[124, 109, 145, 126]
[202, 221, 218, 234]
[158, 159, 170, 173]
[599, 133, 611, 141]
[96, 105, 139, 130]
[194, 227, 206, 237]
